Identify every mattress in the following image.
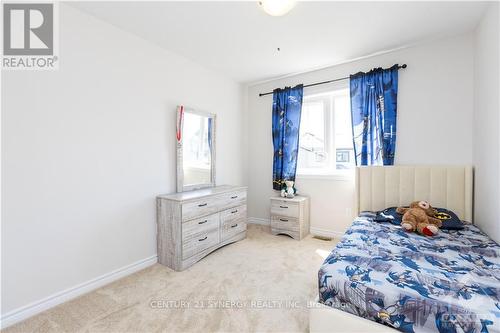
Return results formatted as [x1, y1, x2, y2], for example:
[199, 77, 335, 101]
[318, 218, 500, 333]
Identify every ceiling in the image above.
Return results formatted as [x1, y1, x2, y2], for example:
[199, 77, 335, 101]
[70, 1, 487, 84]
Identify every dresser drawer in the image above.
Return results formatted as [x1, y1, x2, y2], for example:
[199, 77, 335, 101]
[222, 218, 247, 241]
[270, 200, 299, 217]
[182, 229, 219, 260]
[182, 213, 219, 240]
[217, 190, 247, 210]
[220, 205, 246, 222]
[182, 196, 220, 221]
[271, 216, 299, 231]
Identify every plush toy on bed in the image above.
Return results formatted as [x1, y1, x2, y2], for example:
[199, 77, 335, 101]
[396, 201, 443, 236]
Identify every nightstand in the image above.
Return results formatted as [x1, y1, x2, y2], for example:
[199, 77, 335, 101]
[270, 196, 310, 240]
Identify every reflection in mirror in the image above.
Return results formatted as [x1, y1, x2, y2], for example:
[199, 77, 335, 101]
[182, 113, 212, 186]
[176, 106, 215, 192]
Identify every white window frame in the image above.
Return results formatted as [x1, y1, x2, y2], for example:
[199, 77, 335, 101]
[296, 83, 354, 180]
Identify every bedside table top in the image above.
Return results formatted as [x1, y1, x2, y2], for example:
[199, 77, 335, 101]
[270, 195, 308, 202]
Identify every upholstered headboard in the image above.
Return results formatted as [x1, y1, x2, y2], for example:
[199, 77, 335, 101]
[354, 166, 473, 222]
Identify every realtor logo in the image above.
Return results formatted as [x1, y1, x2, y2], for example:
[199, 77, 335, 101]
[2, 2, 58, 69]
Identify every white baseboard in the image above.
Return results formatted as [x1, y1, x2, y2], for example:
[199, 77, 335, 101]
[247, 217, 270, 226]
[310, 226, 345, 239]
[1, 255, 158, 329]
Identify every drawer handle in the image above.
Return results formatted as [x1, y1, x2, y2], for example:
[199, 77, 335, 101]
[231, 196, 238, 199]
[198, 203, 208, 207]
[231, 224, 238, 228]
[280, 206, 288, 209]
[279, 218, 289, 222]
[231, 210, 238, 214]
[198, 220, 208, 225]
[198, 236, 208, 242]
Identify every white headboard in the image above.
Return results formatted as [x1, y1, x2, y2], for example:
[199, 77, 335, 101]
[355, 166, 473, 222]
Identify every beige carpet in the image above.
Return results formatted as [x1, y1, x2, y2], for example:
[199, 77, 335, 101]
[5, 225, 337, 333]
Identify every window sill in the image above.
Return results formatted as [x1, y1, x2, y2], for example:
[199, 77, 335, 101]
[296, 171, 354, 181]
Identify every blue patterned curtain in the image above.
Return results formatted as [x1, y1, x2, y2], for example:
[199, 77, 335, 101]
[350, 65, 399, 166]
[272, 85, 303, 190]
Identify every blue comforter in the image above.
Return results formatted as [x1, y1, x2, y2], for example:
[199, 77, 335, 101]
[318, 218, 500, 333]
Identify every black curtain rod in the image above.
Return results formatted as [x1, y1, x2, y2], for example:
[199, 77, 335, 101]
[258, 64, 407, 97]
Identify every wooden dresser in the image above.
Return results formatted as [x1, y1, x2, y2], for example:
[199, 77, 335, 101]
[270, 196, 310, 240]
[156, 185, 247, 271]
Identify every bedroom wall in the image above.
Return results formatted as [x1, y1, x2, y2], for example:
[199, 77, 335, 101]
[473, 3, 500, 243]
[1, 4, 244, 321]
[245, 33, 475, 236]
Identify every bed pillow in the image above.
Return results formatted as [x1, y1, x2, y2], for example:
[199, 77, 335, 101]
[373, 207, 402, 224]
[432, 208, 464, 230]
[374, 207, 464, 230]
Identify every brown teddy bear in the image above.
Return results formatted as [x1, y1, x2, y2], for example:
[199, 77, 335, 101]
[396, 201, 442, 236]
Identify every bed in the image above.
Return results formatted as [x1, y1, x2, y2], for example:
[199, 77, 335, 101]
[310, 166, 500, 333]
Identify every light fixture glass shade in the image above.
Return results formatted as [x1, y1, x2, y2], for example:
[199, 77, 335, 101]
[259, 0, 296, 17]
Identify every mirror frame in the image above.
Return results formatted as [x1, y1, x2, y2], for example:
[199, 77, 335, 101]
[176, 105, 216, 192]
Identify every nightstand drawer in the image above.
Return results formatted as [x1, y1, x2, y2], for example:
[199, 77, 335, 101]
[269, 195, 309, 241]
[271, 216, 299, 231]
[270, 200, 299, 217]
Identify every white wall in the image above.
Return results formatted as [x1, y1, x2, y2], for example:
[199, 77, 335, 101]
[1, 4, 243, 318]
[473, 3, 500, 243]
[246, 34, 475, 235]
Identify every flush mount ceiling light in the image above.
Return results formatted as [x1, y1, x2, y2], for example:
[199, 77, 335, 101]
[258, 0, 296, 17]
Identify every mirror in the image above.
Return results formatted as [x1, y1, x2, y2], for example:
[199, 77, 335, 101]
[176, 106, 216, 192]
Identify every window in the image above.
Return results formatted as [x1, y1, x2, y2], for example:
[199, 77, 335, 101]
[297, 88, 354, 175]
